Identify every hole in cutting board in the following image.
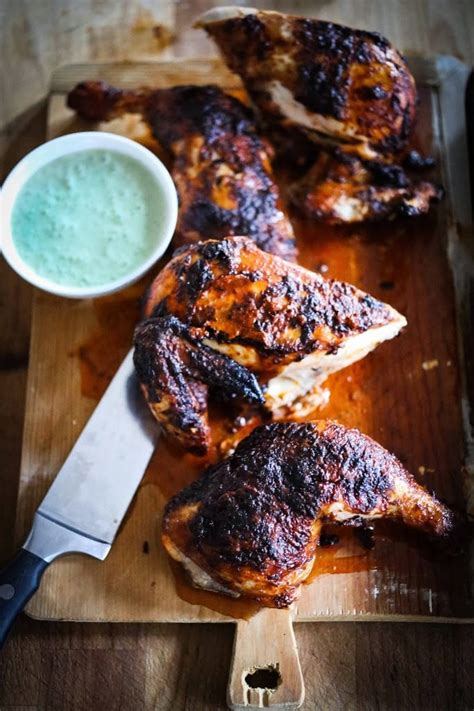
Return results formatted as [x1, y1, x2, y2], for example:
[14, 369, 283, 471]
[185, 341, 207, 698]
[245, 665, 281, 691]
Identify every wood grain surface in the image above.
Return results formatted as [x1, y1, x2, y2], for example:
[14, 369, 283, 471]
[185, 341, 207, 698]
[14, 58, 473, 627]
[1, 2, 474, 709]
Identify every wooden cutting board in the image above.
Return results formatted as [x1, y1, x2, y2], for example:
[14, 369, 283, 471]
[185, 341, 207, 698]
[14, 58, 474, 643]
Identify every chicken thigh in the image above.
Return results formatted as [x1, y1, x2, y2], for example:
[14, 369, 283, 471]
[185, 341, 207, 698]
[68, 81, 296, 260]
[162, 420, 458, 607]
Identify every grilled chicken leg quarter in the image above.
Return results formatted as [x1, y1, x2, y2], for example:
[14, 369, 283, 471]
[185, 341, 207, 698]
[67, 81, 296, 260]
[133, 237, 406, 453]
[162, 421, 458, 607]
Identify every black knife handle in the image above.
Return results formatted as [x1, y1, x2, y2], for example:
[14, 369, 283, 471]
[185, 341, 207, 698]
[0, 548, 49, 648]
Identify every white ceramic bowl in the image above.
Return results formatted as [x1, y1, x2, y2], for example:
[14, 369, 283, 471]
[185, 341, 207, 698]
[0, 132, 178, 298]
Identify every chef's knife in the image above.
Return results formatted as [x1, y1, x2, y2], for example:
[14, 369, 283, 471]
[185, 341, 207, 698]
[0, 349, 158, 646]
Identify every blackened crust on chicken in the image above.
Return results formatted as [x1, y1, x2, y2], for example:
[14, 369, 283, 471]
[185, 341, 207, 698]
[145, 236, 394, 359]
[292, 21, 392, 120]
[133, 315, 264, 454]
[199, 9, 417, 158]
[145, 84, 255, 148]
[67, 81, 296, 261]
[148, 86, 296, 259]
[67, 80, 150, 121]
[162, 421, 458, 606]
[289, 149, 443, 224]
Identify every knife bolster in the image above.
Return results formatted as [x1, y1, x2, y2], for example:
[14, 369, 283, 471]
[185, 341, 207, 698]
[24, 512, 111, 563]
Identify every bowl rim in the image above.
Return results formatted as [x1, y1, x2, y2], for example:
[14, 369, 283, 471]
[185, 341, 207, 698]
[0, 131, 178, 298]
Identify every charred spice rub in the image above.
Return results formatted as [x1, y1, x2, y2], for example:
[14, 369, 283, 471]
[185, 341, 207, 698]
[68, 81, 296, 260]
[162, 421, 459, 607]
[134, 237, 405, 453]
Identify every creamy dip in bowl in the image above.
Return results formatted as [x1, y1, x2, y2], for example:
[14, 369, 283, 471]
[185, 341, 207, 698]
[0, 132, 178, 298]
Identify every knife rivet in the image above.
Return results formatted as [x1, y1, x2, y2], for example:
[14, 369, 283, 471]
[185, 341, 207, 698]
[0, 584, 15, 600]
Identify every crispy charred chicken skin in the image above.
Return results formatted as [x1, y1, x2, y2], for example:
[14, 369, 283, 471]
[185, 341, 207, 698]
[198, 7, 441, 223]
[133, 315, 264, 453]
[197, 7, 417, 159]
[162, 420, 458, 607]
[67, 81, 296, 260]
[133, 237, 406, 454]
[289, 149, 443, 223]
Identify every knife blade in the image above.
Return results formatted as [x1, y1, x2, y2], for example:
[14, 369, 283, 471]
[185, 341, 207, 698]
[0, 349, 159, 646]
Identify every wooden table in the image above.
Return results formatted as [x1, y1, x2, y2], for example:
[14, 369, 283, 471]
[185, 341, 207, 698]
[1, 2, 473, 708]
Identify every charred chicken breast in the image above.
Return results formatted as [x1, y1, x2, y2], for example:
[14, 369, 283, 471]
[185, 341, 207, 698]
[198, 7, 441, 223]
[197, 7, 417, 159]
[134, 237, 406, 453]
[162, 420, 458, 607]
[67, 81, 296, 260]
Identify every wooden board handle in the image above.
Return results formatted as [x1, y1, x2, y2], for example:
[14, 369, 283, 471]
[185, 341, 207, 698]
[227, 608, 304, 710]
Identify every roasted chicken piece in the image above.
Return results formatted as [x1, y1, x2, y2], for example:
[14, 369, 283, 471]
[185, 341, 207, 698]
[162, 420, 458, 607]
[289, 148, 443, 223]
[67, 81, 296, 260]
[133, 315, 264, 453]
[197, 7, 417, 160]
[198, 8, 441, 223]
[133, 237, 406, 454]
